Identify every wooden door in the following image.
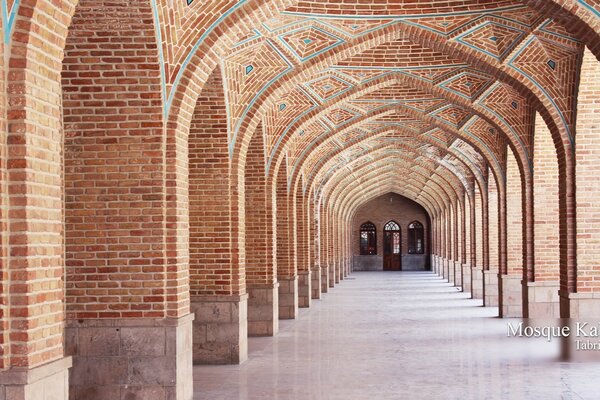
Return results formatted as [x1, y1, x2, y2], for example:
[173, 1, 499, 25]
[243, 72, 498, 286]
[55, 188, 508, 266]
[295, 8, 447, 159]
[383, 221, 401, 271]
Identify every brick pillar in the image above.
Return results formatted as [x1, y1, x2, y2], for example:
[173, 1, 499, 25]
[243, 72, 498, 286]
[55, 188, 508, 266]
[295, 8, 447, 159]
[319, 203, 329, 293]
[60, 1, 194, 398]
[462, 193, 472, 293]
[448, 203, 456, 285]
[295, 189, 311, 307]
[569, 48, 600, 318]
[276, 164, 298, 319]
[455, 198, 463, 287]
[485, 170, 500, 307]
[501, 149, 524, 317]
[524, 112, 560, 318]
[0, 2, 75, 398]
[327, 209, 336, 287]
[245, 126, 278, 336]
[309, 200, 322, 299]
[471, 186, 484, 300]
[189, 68, 246, 364]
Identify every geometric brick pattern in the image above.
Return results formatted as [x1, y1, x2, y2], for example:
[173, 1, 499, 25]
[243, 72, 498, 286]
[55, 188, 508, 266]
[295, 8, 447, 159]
[456, 21, 527, 61]
[223, 40, 292, 141]
[279, 26, 344, 62]
[5, 1, 600, 395]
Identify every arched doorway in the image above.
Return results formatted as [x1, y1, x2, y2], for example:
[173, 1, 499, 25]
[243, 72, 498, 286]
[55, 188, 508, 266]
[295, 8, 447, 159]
[383, 221, 401, 271]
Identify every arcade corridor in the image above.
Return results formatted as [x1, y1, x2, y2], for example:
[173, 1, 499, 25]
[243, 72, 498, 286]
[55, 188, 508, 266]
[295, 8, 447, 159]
[194, 272, 600, 400]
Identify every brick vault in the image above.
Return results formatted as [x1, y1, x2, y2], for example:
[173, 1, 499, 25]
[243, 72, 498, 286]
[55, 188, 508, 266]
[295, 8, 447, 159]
[0, 0, 599, 398]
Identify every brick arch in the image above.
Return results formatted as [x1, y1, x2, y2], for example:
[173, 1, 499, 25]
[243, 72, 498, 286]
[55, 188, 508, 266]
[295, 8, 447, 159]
[335, 169, 439, 218]
[280, 103, 505, 193]
[5, 0, 78, 371]
[322, 150, 462, 215]
[310, 143, 469, 207]
[334, 163, 452, 217]
[226, 12, 575, 178]
[292, 126, 485, 203]
[521, 0, 600, 59]
[267, 72, 531, 186]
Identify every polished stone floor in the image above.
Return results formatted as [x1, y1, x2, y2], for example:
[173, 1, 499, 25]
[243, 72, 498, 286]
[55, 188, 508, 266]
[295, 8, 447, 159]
[193, 272, 600, 399]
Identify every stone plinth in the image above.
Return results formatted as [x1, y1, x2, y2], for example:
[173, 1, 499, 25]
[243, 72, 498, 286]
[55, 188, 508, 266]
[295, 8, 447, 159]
[278, 276, 299, 319]
[191, 295, 247, 365]
[560, 291, 600, 318]
[321, 265, 329, 294]
[471, 267, 484, 300]
[298, 270, 312, 308]
[483, 270, 499, 307]
[311, 266, 322, 300]
[524, 281, 560, 318]
[454, 261, 462, 287]
[461, 264, 472, 293]
[0, 357, 72, 400]
[499, 274, 523, 317]
[447, 259, 455, 284]
[247, 283, 279, 337]
[67, 314, 193, 399]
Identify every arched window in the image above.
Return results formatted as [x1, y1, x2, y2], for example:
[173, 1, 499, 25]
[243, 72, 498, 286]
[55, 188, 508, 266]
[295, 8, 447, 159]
[360, 222, 377, 255]
[408, 221, 424, 254]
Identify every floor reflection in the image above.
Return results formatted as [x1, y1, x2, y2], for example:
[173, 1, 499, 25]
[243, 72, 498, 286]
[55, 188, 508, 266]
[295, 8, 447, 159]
[194, 272, 600, 399]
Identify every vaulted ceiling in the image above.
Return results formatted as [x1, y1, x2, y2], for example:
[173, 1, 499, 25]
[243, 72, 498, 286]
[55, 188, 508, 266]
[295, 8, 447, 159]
[162, 0, 588, 216]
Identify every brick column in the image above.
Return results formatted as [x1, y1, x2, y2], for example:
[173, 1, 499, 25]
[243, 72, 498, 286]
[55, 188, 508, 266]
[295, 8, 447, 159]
[61, 1, 193, 398]
[485, 170, 500, 307]
[462, 192, 472, 293]
[569, 49, 600, 317]
[296, 189, 312, 308]
[319, 203, 329, 293]
[188, 69, 246, 364]
[501, 149, 524, 317]
[276, 164, 298, 319]
[471, 186, 484, 300]
[308, 200, 322, 299]
[245, 127, 278, 336]
[0, 1, 75, 398]
[525, 113, 560, 317]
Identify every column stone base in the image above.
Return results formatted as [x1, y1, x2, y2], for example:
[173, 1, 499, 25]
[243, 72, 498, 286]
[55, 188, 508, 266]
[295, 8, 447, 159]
[329, 262, 335, 288]
[311, 267, 322, 300]
[67, 314, 194, 399]
[483, 270, 499, 307]
[247, 283, 279, 337]
[0, 357, 72, 400]
[278, 276, 299, 319]
[461, 264, 472, 293]
[191, 295, 247, 365]
[321, 265, 329, 294]
[471, 267, 484, 299]
[499, 274, 523, 317]
[448, 259, 455, 284]
[524, 281, 560, 318]
[454, 261, 462, 287]
[298, 270, 312, 308]
[559, 291, 600, 318]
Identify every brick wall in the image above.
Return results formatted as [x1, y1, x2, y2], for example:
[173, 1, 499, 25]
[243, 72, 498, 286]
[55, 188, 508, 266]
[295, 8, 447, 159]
[575, 48, 600, 292]
[506, 149, 523, 275]
[534, 113, 560, 282]
[351, 193, 430, 256]
[276, 162, 295, 278]
[6, 0, 76, 369]
[0, 11, 7, 371]
[245, 126, 275, 286]
[189, 67, 245, 296]
[488, 171, 499, 271]
[63, 0, 174, 319]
